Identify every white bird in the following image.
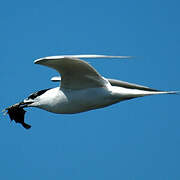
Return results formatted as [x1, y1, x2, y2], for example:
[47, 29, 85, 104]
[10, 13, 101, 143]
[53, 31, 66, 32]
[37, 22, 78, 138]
[4, 55, 178, 129]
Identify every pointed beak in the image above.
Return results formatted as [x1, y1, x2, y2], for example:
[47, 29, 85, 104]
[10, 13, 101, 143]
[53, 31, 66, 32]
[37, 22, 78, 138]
[19, 101, 32, 108]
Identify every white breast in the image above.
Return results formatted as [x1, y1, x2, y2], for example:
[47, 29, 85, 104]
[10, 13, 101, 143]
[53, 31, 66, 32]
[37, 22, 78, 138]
[37, 86, 113, 114]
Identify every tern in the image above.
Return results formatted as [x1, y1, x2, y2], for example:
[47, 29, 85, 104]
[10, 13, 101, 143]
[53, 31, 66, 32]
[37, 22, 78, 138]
[4, 55, 179, 129]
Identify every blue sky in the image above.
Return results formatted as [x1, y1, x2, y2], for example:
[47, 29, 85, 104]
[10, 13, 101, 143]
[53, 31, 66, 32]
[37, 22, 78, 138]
[1, 0, 180, 179]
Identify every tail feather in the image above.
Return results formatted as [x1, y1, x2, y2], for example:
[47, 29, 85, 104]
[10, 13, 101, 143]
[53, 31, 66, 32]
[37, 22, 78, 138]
[165, 91, 180, 95]
[115, 86, 180, 99]
[148, 90, 180, 95]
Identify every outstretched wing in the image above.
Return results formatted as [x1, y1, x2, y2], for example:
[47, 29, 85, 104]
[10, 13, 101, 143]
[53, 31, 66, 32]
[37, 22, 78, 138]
[50, 76, 159, 92]
[108, 79, 159, 92]
[34, 55, 130, 90]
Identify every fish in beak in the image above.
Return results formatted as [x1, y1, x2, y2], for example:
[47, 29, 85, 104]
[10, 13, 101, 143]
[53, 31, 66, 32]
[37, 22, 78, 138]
[3, 102, 31, 129]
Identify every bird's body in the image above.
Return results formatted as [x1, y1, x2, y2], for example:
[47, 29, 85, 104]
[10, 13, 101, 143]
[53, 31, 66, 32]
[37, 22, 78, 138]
[25, 79, 176, 114]
[4, 54, 179, 129]
[28, 86, 113, 114]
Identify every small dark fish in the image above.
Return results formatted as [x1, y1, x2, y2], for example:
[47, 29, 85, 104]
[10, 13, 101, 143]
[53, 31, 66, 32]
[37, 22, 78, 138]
[4, 103, 31, 129]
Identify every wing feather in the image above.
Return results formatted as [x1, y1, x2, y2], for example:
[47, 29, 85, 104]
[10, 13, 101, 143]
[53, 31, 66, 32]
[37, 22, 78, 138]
[108, 79, 159, 92]
[34, 56, 105, 89]
[50, 76, 160, 92]
[34, 55, 131, 90]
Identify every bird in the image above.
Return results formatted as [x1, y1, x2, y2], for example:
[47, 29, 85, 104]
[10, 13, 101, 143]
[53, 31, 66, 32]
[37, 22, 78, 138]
[3, 54, 179, 129]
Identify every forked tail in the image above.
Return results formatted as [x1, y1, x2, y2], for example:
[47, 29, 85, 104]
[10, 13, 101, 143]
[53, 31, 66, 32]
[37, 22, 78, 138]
[113, 85, 180, 101]
[139, 90, 180, 96]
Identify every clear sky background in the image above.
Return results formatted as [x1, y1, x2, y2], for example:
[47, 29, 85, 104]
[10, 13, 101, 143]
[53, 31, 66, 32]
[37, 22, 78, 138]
[0, 0, 180, 179]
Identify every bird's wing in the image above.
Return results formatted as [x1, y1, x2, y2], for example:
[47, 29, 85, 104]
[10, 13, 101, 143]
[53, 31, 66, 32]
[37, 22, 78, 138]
[50, 76, 159, 92]
[34, 55, 131, 90]
[108, 79, 159, 92]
